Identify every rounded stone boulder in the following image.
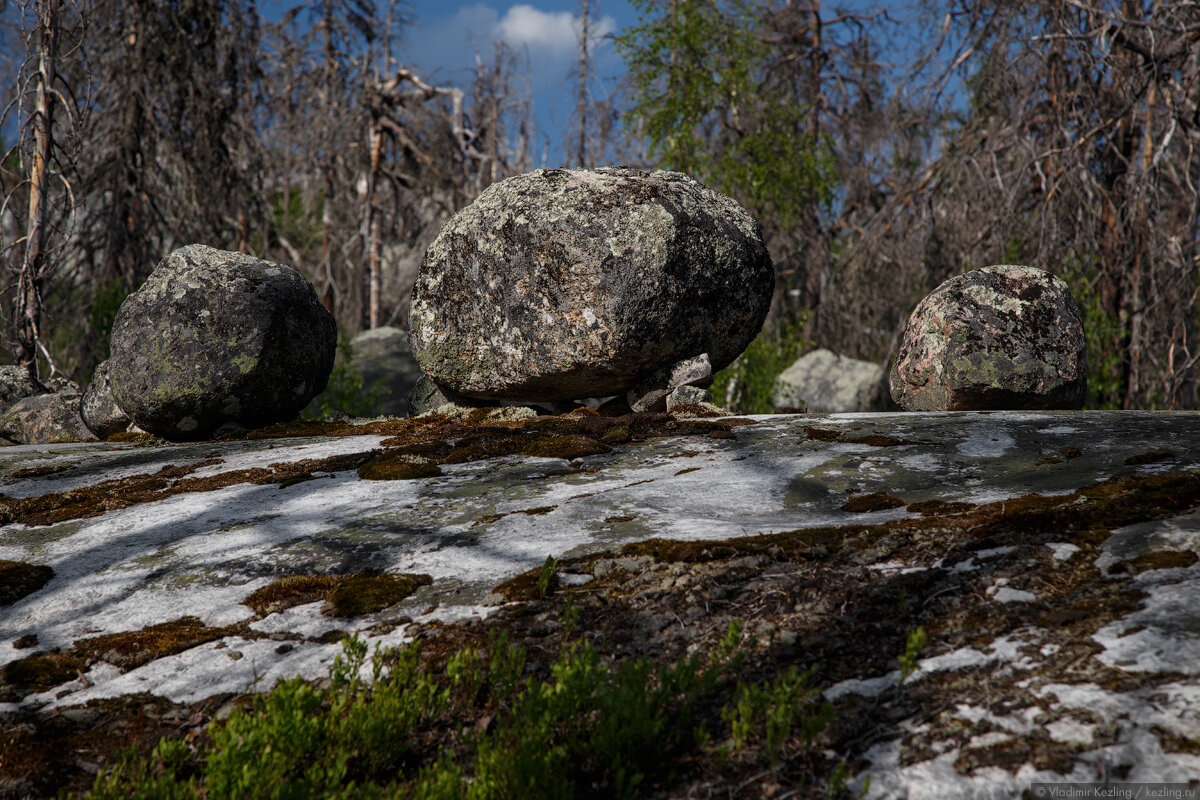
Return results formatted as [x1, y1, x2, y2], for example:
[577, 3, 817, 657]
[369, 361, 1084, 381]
[109, 244, 337, 440]
[889, 265, 1086, 411]
[408, 167, 774, 401]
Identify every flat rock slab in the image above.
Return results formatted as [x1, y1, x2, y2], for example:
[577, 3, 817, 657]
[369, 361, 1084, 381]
[2, 411, 1200, 797]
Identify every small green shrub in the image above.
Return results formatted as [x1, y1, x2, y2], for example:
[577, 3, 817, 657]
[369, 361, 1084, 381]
[896, 625, 927, 693]
[87, 622, 835, 799]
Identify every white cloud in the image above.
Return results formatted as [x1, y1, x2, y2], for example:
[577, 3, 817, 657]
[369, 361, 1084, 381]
[496, 4, 616, 59]
[405, 3, 618, 80]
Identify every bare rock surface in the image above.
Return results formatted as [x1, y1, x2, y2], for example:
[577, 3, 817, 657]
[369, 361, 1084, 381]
[772, 348, 889, 412]
[2, 410, 1200, 797]
[108, 244, 337, 440]
[890, 265, 1086, 410]
[349, 326, 422, 417]
[0, 390, 95, 445]
[81, 360, 131, 439]
[409, 167, 773, 402]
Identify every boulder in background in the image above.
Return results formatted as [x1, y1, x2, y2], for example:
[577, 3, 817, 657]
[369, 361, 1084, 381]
[0, 390, 96, 444]
[772, 349, 889, 413]
[349, 326, 422, 417]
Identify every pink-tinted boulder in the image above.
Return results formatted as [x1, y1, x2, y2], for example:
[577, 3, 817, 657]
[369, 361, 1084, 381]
[889, 265, 1086, 411]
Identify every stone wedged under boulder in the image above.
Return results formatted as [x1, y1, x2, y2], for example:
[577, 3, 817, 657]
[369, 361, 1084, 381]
[0, 390, 96, 444]
[408, 167, 774, 402]
[349, 326, 422, 417]
[772, 348, 889, 413]
[81, 360, 131, 439]
[889, 264, 1087, 411]
[108, 244, 337, 441]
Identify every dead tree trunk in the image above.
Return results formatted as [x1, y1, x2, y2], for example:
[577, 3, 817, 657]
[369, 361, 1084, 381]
[576, 0, 590, 167]
[15, 0, 61, 381]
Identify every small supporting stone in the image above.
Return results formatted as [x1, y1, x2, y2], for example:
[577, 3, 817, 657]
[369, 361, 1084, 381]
[408, 374, 497, 417]
[627, 353, 714, 413]
[666, 385, 712, 412]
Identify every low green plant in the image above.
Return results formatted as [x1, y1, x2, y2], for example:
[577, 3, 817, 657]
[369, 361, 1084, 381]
[536, 555, 558, 599]
[722, 665, 832, 763]
[1059, 262, 1124, 409]
[896, 625, 927, 693]
[87, 621, 838, 800]
[302, 337, 388, 420]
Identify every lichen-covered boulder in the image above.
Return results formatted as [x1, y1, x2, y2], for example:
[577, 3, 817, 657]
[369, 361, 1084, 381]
[889, 264, 1086, 411]
[0, 390, 96, 444]
[772, 349, 888, 413]
[350, 327, 422, 417]
[0, 365, 46, 415]
[409, 167, 774, 402]
[81, 360, 131, 439]
[109, 244, 337, 440]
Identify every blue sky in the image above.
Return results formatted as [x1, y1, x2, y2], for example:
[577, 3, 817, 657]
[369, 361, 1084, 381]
[397, 0, 639, 165]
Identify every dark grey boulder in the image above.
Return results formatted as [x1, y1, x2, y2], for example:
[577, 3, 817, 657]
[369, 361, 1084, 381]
[0, 391, 96, 444]
[82, 360, 131, 439]
[350, 327, 422, 417]
[0, 365, 47, 415]
[889, 265, 1086, 411]
[409, 167, 773, 402]
[109, 244, 337, 440]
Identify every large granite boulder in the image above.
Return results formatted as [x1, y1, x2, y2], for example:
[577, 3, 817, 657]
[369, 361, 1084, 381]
[772, 349, 889, 412]
[108, 244, 337, 440]
[889, 264, 1086, 411]
[349, 327, 422, 417]
[0, 365, 46, 415]
[409, 167, 774, 402]
[0, 389, 96, 444]
[81, 360, 131, 439]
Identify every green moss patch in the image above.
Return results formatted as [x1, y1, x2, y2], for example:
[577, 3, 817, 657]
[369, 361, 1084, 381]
[1111, 549, 1199, 575]
[357, 452, 443, 480]
[324, 572, 433, 617]
[243, 572, 432, 617]
[1125, 450, 1177, 465]
[906, 500, 975, 516]
[9, 464, 76, 480]
[242, 575, 339, 615]
[0, 652, 85, 692]
[841, 493, 907, 513]
[0, 559, 54, 606]
[72, 617, 226, 671]
[803, 425, 917, 447]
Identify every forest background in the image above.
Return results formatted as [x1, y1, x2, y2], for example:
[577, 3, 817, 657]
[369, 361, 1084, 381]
[2, 0, 1199, 413]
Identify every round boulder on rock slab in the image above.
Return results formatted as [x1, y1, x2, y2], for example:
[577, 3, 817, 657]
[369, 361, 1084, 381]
[772, 349, 889, 413]
[109, 244, 337, 440]
[82, 360, 131, 439]
[409, 167, 774, 402]
[889, 265, 1086, 411]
